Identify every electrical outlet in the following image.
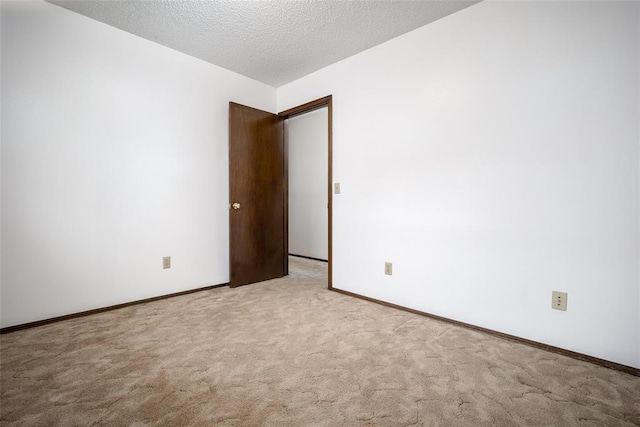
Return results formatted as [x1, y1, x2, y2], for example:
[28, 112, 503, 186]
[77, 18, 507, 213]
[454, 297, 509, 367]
[551, 290, 567, 311]
[334, 183, 341, 194]
[385, 262, 393, 276]
[163, 256, 171, 269]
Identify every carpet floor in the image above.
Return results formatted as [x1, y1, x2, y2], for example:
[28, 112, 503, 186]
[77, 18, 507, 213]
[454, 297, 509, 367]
[1, 257, 639, 426]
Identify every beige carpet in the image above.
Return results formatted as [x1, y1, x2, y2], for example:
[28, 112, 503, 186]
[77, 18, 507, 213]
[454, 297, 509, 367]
[1, 256, 639, 426]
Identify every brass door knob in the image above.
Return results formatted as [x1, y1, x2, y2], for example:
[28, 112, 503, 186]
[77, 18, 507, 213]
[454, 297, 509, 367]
[232, 202, 241, 210]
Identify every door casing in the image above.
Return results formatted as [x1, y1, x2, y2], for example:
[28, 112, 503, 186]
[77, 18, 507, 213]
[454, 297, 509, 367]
[279, 95, 333, 289]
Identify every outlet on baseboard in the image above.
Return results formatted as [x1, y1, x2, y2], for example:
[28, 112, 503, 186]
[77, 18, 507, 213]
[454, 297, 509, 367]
[163, 256, 171, 269]
[385, 262, 393, 276]
[551, 290, 567, 311]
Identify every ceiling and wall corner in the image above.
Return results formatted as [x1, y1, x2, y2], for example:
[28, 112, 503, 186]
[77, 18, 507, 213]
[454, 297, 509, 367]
[0, 0, 276, 328]
[277, 0, 640, 369]
[47, 0, 479, 87]
[3, 0, 639, 371]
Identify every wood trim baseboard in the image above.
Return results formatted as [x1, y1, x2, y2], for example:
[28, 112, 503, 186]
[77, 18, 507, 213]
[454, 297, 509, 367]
[0, 283, 229, 334]
[330, 288, 640, 377]
[289, 254, 329, 263]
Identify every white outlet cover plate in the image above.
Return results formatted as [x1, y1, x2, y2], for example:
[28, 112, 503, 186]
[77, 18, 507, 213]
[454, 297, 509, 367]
[552, 290, 567, 311]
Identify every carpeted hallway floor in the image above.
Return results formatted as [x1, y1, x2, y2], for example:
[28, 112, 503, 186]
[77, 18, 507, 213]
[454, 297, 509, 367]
[1, 256, 639, 426]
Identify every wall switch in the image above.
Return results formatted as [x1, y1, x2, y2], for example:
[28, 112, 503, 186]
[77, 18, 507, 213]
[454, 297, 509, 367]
[385, 262, 393, 276]
[551, 290, 567, 311]
[163, 256, 171, 269]
[334, 183, 341, 194]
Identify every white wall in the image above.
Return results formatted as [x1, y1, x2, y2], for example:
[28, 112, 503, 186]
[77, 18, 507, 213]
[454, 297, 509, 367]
[278, 1, 640, 368]
[286, 108, 329, 260]
[0, 0, 276, 327]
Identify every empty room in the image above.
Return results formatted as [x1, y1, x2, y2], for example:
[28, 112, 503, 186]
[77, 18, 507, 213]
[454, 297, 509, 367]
[1, 0, 639, 425]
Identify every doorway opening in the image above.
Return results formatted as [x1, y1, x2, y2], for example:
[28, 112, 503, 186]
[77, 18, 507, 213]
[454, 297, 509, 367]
[279, 96, 333, 289]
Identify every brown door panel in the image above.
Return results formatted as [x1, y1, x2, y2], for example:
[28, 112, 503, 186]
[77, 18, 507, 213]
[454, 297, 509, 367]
[229, 103, 285, 287]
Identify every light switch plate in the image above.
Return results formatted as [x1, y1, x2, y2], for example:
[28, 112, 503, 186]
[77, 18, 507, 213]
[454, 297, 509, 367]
[334, 183, 341, 194]
[385, 262, 392, 276]
[163, 256, 171, 269]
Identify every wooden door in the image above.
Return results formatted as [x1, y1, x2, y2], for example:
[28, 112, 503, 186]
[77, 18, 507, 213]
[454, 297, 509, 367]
[228, 102, 286, 288]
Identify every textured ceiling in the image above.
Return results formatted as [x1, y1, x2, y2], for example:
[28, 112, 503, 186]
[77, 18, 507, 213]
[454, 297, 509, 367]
[48, 0, 479, 87]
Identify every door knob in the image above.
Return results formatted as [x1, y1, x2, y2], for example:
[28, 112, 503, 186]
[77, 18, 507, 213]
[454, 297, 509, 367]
[232, 202, 241, 210]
